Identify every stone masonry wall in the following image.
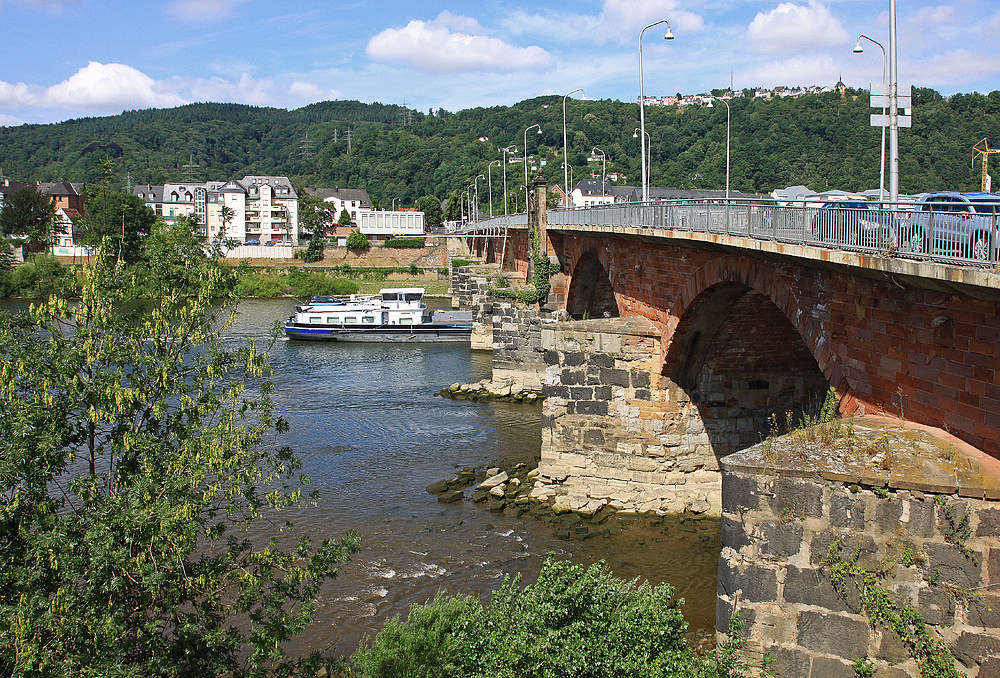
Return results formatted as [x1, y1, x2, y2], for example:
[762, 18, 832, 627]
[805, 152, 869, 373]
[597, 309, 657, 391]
[531, 317, 723, 516]
[490, 301, 548, 391]
[450, 265, 494, 350]
[719, 423, 1000, 677]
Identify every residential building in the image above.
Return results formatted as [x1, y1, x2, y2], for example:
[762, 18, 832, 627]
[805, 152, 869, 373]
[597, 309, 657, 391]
[570, 179, 616, 207]
[303, 186, 373, 227]
[135, 175, 300, 244]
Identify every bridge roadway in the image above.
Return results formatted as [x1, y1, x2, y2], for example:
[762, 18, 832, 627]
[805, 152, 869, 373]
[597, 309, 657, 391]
[462, 194, 1000, 463]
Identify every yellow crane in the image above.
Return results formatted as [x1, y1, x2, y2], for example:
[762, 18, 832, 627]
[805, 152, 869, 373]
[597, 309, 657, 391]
[972, 138, 1000, 192]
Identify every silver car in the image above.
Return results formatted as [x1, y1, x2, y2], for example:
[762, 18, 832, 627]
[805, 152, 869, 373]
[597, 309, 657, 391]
[906, 192, 1000, 262]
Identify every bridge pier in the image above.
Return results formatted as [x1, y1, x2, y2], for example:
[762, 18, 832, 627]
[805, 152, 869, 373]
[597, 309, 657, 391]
[531, 317, 724, 515]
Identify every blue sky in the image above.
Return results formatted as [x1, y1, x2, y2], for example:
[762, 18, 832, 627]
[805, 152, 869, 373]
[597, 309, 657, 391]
[1, 0, 999, 126]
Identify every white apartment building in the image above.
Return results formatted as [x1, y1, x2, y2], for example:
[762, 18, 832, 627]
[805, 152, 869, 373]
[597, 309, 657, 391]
[135, 176, 299, 245]
[303, 186, 373, 227]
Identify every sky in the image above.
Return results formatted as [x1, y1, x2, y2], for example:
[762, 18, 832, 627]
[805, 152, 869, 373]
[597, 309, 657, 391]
[1, 0, 999, 127]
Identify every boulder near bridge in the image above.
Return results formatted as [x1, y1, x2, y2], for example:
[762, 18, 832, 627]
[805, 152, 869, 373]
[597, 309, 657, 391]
[453, 179, 1000, 676]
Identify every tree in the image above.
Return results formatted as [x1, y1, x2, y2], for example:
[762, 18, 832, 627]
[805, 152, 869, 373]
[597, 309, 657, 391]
[415, 195, 443, 228]
[296, 191, 334, 236]
[219, 204, 236, 238]
[0, 187, 60, 254]
[295, 235, 325, 263]
[443, 190, 463, 222]
[79, 160, 157, 262]
[346, 230, 370, 249]
[0, 237, 359, 676]
[338, 208, 353, 226]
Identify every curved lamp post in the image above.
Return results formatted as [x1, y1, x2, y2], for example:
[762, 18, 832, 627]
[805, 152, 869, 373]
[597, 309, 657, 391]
[638, 19, 673, 203]
[632, 128, 651, 192]
[854, 34, 888, 203]
[501, 145, 517, 217]
[487, 160, 501, 218]
[523, 124, 542, 213]
[473, 174, 485, 221]
[562, 88, 585, 208]
[707, 97, 731, 201]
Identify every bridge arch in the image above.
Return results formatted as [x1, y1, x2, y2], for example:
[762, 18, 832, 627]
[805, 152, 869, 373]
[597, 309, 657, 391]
[566, 250, 620, 319]
[661, 257, 848, 457]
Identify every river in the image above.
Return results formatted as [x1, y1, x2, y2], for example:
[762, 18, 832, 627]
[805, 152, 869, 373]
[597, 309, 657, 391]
[229, 298, 721, 659]
[5, 296, 721, 659]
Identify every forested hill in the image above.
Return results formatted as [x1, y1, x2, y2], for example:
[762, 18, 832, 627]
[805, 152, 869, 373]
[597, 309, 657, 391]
[1, 88, 998, 205]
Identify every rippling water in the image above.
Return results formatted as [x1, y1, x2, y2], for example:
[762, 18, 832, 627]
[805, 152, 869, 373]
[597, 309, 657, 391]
[5, 296, 721, 658]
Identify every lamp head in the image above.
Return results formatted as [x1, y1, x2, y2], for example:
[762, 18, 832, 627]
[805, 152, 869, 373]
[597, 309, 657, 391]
[664, 28, 674, 40]
[536, 127, 542, 134]
[852, 39, 864, 53]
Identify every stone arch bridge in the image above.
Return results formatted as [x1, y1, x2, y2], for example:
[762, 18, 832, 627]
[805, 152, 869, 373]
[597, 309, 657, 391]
[458, 180, 1000, 515]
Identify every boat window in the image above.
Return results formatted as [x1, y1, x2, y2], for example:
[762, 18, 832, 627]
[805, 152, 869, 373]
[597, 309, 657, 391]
[345, 316, 358, 324]
[399, 317, 413, 325]
[404, 293, 422, 302]
[326, 317, 337, 324]
[363, 316, 376, 323]
[382, 293, 399, 301]
[309, 317, 322, 324]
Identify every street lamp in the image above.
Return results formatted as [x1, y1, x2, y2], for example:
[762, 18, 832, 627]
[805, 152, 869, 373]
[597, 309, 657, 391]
[501, 145, 517, 217]
[854, 34, 888, 203]
[706, 97, 731, 201]
[473, 174, 485, 221]
[632, 128, 651, 192]
[888, 0, 900, 201]
[523, 124, 542, 213]
[487, 160, 501, 218]
[592, 147, 607, 202]
[562, 88, 585, 208]
[639, 19, 674, 203]
[391, 197, 400, 210]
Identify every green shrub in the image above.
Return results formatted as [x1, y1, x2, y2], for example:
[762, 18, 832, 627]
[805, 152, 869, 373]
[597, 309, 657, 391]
[450, 259, 472, 268]
[236, 269, 359, 298]
[1, 254, 76, 299]
[381, 237, 425, 248]
[346, 231, 370, 249]
[295, 237, 325, 263]
[351, 557, 698, 678]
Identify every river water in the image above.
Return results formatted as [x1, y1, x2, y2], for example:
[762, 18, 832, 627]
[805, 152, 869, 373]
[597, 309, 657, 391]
[6, 296, 721, 659]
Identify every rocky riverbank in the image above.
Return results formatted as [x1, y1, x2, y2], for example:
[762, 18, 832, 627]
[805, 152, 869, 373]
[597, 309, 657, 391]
[438, 379, 541, 403]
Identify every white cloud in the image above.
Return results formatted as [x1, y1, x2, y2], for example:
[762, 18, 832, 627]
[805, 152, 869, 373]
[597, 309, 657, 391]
[738, 54, 841, 88]
[167, 0, 249, 21]
[0, 62, 185, 112]
[162, 72, 276, 106]
[289, 81, 343, 103]
[910, 5, 957, 26]
[907, 49, 1000, 87]
[0, 113, 26, 127]
[746, 1, 848, 54]
[598, 0, 705, 38]
[366, 12, 554, 74]
[42, 62, 186, 110]
[500, 0, 705, 46]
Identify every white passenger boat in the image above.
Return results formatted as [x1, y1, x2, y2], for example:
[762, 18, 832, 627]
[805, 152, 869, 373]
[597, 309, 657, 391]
[283, 287, 473, 342]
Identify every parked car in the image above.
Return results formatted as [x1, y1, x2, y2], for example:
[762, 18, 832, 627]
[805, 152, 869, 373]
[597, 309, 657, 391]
[264, 240, 274, 247]
[905, 192, 1000, 261]
[245, 239, 260, 245]
[809, 201, 896, 248]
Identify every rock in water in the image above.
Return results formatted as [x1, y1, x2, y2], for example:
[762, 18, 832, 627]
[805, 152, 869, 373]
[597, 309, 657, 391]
[425, 479, 450, 494]
[437, 488, 465, 504]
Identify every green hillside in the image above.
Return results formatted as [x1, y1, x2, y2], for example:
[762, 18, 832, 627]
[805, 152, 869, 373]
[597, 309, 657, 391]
[1, 88, 998, 206]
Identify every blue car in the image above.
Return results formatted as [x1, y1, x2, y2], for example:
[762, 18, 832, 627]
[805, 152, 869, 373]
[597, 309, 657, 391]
[245, 239, 260, 246]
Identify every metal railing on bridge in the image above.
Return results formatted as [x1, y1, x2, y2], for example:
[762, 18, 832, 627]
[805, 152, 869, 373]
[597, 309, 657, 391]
[461, 199, 1000, 268]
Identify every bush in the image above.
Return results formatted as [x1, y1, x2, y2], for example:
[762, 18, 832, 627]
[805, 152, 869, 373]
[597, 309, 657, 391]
[350, 558, 696, 678]
[346, 231, 370, 249]
[0, 254, 76, 299]
[236, 269, 359, 298]
[295, 237, 325, 263]
[381, 237, 425, 248]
